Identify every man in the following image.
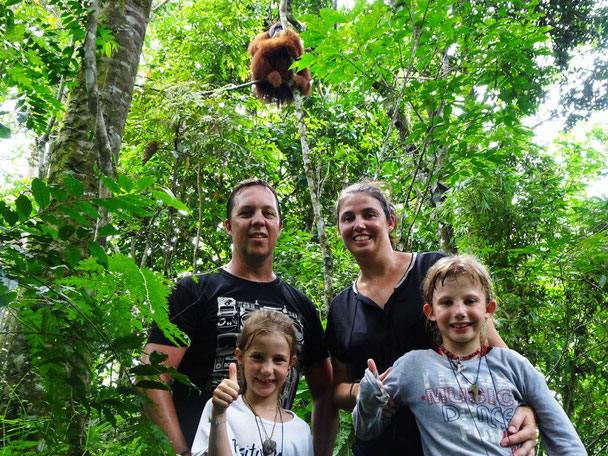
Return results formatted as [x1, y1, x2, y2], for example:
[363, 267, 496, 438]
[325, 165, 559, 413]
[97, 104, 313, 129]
[142, 179, 338, 456]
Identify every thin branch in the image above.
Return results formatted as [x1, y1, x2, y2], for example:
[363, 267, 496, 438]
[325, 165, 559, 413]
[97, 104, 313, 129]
[193, 161, 203, 273]
[198, 79, 261, 96]
[374, 0, 431, 179]
[152, 0, 171, 14]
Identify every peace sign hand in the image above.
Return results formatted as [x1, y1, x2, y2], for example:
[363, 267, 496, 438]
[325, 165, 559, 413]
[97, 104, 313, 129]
[367, 359, 396, 419]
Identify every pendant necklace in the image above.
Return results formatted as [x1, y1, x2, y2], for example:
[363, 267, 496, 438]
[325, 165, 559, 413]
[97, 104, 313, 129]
[243, 394, 283, 456]
[442, 346, 490, 456]
[441, 345, 487, 404]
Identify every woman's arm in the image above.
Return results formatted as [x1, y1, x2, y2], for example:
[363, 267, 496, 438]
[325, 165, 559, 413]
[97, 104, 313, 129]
[487, 322, 538, 455]
[486, 319, 508, 348]
[331, 357, 359, 411]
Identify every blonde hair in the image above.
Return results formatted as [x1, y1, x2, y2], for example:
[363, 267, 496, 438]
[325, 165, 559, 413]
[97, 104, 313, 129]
[423, 255, 494, 305]
[423, 255, 495, 345]
[236, 309, 299, 392]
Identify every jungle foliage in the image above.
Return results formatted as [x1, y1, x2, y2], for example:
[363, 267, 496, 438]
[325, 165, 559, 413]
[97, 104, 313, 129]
[0, 0, 607, 454]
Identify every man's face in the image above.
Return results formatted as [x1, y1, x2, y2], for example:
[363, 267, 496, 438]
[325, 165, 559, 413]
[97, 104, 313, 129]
[225, 185, 282, 265]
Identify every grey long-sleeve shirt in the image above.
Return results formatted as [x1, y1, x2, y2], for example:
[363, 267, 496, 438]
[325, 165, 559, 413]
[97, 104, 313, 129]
[354, 348, 587, 456]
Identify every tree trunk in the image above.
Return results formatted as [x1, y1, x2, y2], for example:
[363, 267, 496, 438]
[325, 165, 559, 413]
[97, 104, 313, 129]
[0, 0, 153, 453]
[278, 5, 334, 312]
[293, 90, 334, 313]
[46, 0, 153, 191]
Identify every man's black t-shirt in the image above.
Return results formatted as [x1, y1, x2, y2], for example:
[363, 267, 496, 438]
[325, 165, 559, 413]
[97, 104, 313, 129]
[147, 268, 328, 446]
[326, 251, 446, 456]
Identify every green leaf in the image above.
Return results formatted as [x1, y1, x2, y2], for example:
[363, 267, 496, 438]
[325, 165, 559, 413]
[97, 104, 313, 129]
[130, 364, 160, 376]
[0, 283, 17, 308]
[319, 8, 346, 24]
[57, 205, 91, 227]
[118, 174, 134, 193]
[101, 176, 122, 194]
[149, 350, 169, 364]
[31, 178, 51, 209]
[150, 189, 191, 214]
[87, 241, 108, 267]
[65, 245, 81, 268]
[0, 122, 11, 139]
[0, 205, 19, 226]
[15, 194, 32, 219]
[111, 334, 142, 351]
[58, 224, 76, 240]
[97, 223, 120, 237]
[104, 41, 112, 58]
[135, 380, 170, 390]
[135, 176, 155, 191]
[73, 201, 101, 219]
[93, 197, 123, 212]
[63, 175, 84, 197]
[49, 187, 68, 203]
[40, 213, 62, 227]
[0, 292, 17, 307]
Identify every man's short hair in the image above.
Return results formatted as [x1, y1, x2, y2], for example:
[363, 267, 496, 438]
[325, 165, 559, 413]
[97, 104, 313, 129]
[226, 179, 282, 221]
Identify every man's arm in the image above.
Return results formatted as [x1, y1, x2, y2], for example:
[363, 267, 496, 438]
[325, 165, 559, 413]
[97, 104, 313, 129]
[304, 358, 339, 456]
[141, 342, 189, 455]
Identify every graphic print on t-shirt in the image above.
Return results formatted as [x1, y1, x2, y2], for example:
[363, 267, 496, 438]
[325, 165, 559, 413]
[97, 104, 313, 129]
[212, 296, 305, 408]
[418, 368, 515, 446]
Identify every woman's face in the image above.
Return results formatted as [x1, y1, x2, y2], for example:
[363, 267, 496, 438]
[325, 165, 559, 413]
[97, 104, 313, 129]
[337, 192, 395, 257]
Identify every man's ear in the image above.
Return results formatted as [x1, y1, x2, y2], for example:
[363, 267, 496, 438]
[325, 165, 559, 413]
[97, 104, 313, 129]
[486, 300, 497, 318]
[224, 219, 232, 235]
[423, 303, 435, 321]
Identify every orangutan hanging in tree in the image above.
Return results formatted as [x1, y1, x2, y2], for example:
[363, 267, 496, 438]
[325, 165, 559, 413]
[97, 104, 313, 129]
[248, 22, 311, 104]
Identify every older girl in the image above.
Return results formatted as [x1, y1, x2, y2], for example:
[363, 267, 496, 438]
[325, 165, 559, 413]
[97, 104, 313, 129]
[353, 255, 586, 455]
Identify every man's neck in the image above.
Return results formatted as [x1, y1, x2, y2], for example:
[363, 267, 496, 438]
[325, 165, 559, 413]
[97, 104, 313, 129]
[223, 258, 276, 282]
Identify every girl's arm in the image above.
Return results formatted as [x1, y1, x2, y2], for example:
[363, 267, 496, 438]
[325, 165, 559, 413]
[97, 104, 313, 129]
[206, 364, 240, 456]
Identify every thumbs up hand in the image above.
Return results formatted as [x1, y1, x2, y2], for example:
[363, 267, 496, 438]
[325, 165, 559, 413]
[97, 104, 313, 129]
[212, 363, 241, 417]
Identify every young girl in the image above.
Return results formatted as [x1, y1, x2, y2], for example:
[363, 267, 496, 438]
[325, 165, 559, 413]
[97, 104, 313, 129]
[191, 309, 313, 456]
[353, 255, 587, 456]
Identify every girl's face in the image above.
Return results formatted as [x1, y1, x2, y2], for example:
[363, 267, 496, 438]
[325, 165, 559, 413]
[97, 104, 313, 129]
[423, 274, 496, 355]
[337, 193, 395, 258]
[236, 332, 295, 401]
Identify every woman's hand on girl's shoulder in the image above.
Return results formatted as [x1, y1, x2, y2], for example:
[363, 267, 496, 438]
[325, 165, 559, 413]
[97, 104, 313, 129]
[211, 363, 240, 416]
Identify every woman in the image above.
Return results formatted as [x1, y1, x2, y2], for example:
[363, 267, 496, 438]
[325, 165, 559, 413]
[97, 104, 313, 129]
[325, 182, 537, 456]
